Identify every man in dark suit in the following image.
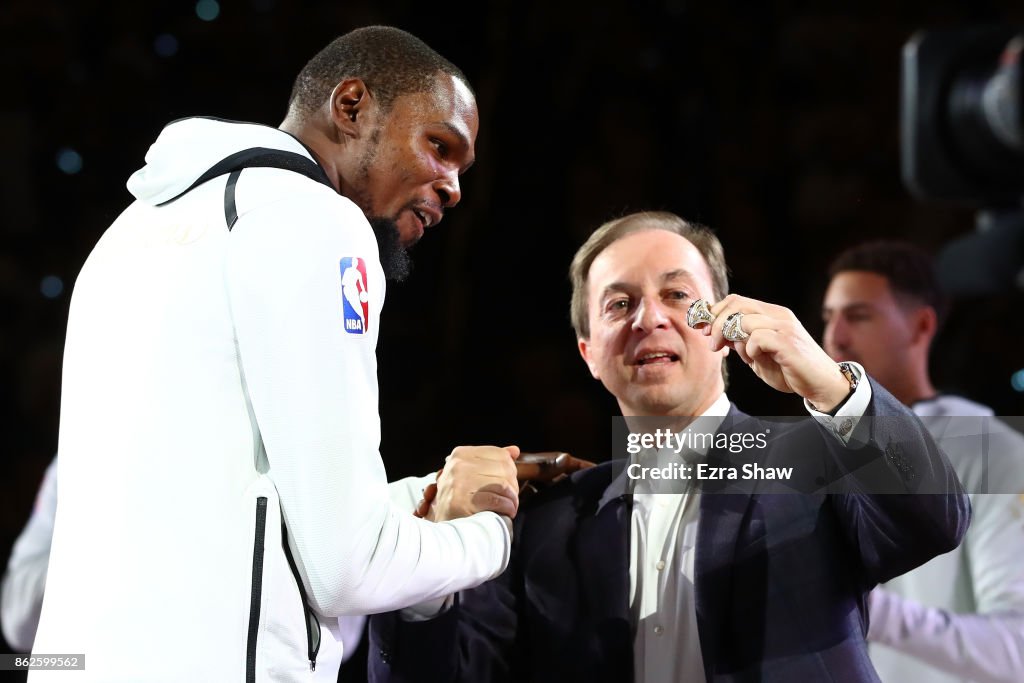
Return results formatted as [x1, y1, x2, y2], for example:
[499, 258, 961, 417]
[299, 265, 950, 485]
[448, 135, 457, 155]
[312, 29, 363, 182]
[369, 211, 969, 682]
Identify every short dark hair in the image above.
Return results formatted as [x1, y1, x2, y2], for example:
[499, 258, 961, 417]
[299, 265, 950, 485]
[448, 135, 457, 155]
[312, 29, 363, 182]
[288, 26, 472, 117]
[827, 240, 948, 322]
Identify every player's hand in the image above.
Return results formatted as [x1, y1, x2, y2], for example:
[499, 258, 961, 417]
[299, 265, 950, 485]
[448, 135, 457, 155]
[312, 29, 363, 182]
[418, 445, 520, 522]
[706, 294, 850, 412]
[414, 451, 596, 518]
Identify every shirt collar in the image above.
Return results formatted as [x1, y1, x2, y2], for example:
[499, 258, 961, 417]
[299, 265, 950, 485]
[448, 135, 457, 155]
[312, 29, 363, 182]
[597, 393, 731, 511]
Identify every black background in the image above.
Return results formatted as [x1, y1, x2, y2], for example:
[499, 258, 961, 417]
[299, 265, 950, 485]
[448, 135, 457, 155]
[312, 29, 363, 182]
[2, 1, 1023, 678]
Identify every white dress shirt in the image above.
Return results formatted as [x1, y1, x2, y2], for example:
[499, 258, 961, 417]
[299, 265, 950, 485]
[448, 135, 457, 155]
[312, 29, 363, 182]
[611, 364, 871, 683]
[628, 393, 729, 683]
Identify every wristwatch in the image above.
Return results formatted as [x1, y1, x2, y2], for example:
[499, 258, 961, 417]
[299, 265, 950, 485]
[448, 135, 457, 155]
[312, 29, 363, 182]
[827, 361, 860, 416]
[838, 361, 859, 392]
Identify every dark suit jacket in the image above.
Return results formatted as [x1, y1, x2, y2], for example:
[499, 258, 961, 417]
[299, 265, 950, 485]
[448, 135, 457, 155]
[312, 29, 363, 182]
[369, 382, 969, 682]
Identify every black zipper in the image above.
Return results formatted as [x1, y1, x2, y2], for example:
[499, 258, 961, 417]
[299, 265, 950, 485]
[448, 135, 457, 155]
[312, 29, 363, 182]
[246, 497, 268, 683]
[282, 521, 321, 671]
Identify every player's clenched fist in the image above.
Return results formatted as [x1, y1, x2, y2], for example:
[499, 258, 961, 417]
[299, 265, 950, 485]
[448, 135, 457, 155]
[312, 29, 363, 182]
[427, 445, 520, 521]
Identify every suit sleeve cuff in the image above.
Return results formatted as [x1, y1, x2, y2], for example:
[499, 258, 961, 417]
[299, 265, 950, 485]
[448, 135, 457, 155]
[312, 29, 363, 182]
[805, 361, 871, 445]
[400, 593, 455, 622]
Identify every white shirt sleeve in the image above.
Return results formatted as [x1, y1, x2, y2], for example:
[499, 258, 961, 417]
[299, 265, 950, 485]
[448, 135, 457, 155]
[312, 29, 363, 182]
[224, 190, 510, 618]
[1, 458, 58, 651]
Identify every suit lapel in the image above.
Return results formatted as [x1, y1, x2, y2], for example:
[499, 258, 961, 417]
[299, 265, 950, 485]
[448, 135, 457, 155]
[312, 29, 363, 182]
[573, 491, 633, 673]
[695, 408, 756, 681]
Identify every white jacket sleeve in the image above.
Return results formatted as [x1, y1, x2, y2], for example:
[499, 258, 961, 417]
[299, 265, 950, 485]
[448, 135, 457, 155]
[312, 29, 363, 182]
[386, 473, 437, 513]
[224, 188, 510, 618]
[1, 458, 58, 652]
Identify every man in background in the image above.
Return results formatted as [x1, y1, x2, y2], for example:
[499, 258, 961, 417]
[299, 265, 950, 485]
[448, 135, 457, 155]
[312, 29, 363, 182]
[823, 240, 1024, 683]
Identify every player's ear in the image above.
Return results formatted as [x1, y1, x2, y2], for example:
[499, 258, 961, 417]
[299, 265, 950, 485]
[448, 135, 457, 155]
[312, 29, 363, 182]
[330, 78, 372, 139]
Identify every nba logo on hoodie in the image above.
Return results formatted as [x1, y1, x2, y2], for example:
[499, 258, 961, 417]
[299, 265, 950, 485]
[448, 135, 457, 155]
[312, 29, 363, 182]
[339, 257, 369, 334]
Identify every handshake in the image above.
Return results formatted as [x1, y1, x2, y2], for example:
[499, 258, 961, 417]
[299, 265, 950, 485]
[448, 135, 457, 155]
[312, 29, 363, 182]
[413, 446, 596, 522]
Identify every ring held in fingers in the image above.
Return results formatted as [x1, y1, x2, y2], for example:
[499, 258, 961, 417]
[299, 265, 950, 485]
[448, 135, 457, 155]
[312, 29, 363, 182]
[722, 312, 750, 342]
[687, 298, 716, 329]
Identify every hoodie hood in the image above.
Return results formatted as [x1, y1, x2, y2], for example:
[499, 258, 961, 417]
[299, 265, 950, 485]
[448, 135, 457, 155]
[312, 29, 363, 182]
[127, 117, 319, 206]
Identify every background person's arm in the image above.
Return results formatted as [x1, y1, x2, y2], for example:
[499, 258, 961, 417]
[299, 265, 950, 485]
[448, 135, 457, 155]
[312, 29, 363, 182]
[868, 478, 1024, 683]
[1, 458, 57, 652]
[869, 589, 1024, 683]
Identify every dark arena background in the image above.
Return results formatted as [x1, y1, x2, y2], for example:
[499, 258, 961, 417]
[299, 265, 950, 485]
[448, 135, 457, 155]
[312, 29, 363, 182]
[2, 1, 1023, 680]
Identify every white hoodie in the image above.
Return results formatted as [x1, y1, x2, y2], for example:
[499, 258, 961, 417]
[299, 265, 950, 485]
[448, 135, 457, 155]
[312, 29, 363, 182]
[30, 118, 510, 682]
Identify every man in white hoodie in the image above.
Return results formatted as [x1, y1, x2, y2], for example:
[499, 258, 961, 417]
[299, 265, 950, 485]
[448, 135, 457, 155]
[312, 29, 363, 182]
[823, 240, 1024, 683]
[30, 26, 518, 682]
